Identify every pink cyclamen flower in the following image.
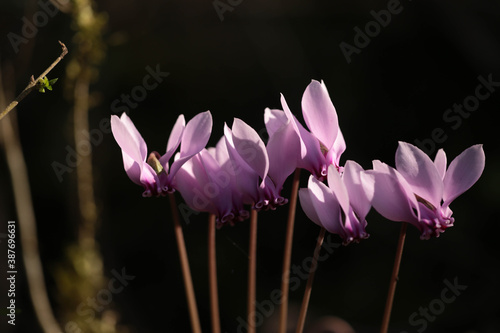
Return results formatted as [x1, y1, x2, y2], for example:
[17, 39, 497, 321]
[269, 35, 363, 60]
[224, 118, 287, 210]
[299, 161, 372, 245]
[174, 137, 250, 226]
[364, 142, 485, 239]
[265, 80, 346, 183]
[111, 111, 212, 197]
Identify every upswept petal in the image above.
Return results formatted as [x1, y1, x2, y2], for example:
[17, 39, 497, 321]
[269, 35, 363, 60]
[365, 169, 419, 225]
[264, 108, 288, 138]
[111, 114, 146, 163]
[327, 165, 350, 214]
[434, 149, 447, 180]
[175, 154, 215, 214]
[343, 161, 372, 221]
[281, 94, 326, 177]
[118, 113, 148, 159]
[301, 80, 339, 151]
[199, 149, 233, 217]
[266, 118, 300, 191]
[165, 114, 185, 160]
[443, 144, 485, 207]
[395, 142, 443, 208]
[281, 94, 309, 159]
[230, 118, 269, 181]
[306, 176, 343, 235]
[179, 111, 213, 157]
[168, 111, 213, 180]
[327, 127, 346, 167]
[122, 152, 142, 185]
[372, 160, 420, 217]
[298, 188, 322, 227]
[224, 124, 262, 204]
[214, 136, 230, 166]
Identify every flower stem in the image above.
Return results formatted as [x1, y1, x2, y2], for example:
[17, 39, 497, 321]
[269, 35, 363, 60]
[295, 227, 326, 333]
[380, 222, 408, 333]
[279, 168, 301, 333]
[247, 209, 258, 333]
[168, 193, 202, 333]
[0, 78, 63, 333]
[208, 214, 221, 333]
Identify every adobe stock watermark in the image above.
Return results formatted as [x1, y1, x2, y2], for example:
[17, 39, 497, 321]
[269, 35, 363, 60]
[339, 0, 405, 64]
[64, 267, 135, 333]
[400, 276, 467, 333]
[235, 234, 341, 333]
[51, 64, 169, 182]
[414, 73, 499, 156]
[7, 0, 69, 54]
[213, 0, 243, 22]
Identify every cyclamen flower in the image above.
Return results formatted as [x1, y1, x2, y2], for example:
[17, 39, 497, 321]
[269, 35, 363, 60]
[299, 162, 372, 245]
[174, 137, 249, 226]
[111, 111, 212, 197]
[265, 80, 346, 184]
[224, 118, 287, 210]
[364, 142, 485, 239]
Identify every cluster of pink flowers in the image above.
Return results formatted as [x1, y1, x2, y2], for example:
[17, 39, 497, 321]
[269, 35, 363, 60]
[111, 80, 485, 242]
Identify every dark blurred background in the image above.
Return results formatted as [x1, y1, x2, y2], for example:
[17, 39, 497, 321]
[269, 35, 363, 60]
[0, 0, 499, 332]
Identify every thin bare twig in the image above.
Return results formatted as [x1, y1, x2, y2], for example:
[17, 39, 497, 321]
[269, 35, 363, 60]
[0, 41, 68, 121]
[0, 70, 63, 333]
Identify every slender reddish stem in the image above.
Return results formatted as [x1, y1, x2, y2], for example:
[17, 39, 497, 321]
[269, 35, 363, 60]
[279, 168, 301, 333]
[208, 214, 221, 333]
[295, 227, 326, 333]
[380, 222, 408, 333]
[168, 193, 202, 333]
[247, 209, 258, 333]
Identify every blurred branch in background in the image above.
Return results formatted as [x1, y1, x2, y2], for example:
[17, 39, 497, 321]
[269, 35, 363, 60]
[0, 66, 63, 333]
[53, 0, 117, 332]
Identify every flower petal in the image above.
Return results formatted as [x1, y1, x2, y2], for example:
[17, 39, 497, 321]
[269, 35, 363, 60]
[372, 160, 420, 215]
[266, 119, 300, 190]
[229, 118, 269, 182]
[111, 114, 146, 163]
[264, 108, 288, 138]
[327, 165, 350, 214]
[434, 149, 447, 180]
[174, 153, 215, 214]
[301, 80, 339, 151]
[224, 124, 262, 204]
[443, 144, 485, 207]
[165, 114, 186, 161]
[199, 149, 233, 217]
[282, 94, 326, 178]
[343, 160, 372, 221]
[180, 111, 213, 158]
[168, 111, 213, 180]
[365, 169, 419, 224]
[214, 136, 230, 166]
[306, 176, 343, 235]
[299, 188, 322, 227]
[395, 142, 443, 208]
[122, 151, 142, 185]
